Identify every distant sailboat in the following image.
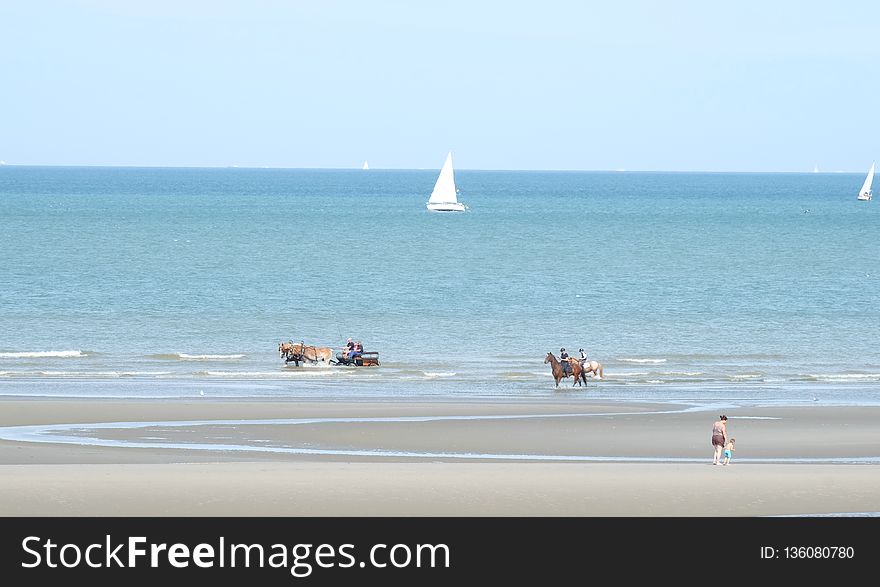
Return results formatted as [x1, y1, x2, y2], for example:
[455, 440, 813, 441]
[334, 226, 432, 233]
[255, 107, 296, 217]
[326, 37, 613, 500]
[362, 160, 369, 170]
[426, 152, 466, 212]
[812, 164, 819, 173]
[857, 162, 874, 201]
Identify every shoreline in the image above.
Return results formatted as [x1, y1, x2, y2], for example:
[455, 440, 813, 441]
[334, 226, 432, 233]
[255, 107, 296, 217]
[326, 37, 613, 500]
[1, 397, 879, 516]
[3, 373, 880, 409]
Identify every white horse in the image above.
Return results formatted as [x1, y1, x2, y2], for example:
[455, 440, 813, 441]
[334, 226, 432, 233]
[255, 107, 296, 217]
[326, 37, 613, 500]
[577, 349, 604, 379]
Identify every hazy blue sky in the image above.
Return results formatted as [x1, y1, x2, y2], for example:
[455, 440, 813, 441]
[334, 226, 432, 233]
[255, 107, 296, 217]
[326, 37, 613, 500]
[2, 1, 878, 171]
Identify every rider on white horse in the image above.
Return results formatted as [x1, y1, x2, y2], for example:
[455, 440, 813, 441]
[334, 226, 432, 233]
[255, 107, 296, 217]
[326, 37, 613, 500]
[578, 348, 603, 379]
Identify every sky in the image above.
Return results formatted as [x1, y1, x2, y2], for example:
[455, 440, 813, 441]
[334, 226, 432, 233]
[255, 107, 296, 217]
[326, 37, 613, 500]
[1, 0, 879, 171]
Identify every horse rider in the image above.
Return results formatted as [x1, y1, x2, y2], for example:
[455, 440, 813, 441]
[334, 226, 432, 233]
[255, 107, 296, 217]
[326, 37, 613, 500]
[559, 348, 572, 375]
[579, 348, 588, 365]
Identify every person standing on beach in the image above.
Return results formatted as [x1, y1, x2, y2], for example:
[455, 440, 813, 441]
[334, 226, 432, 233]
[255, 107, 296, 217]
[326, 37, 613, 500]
[722, 438, 735, 466]
[711, 415, 728, 465]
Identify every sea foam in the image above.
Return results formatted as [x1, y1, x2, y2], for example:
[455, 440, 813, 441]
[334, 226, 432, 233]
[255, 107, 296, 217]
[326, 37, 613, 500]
[0, 350, 87, 358]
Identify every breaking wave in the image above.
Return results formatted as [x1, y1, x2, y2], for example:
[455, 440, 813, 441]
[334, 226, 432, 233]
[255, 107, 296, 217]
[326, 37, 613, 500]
[196, 370, 336, 378]
[801, 373, 880, 382]
[0, 350, 87, 359]
[4, 371, 172, 377]
[149, 353, 246, 361]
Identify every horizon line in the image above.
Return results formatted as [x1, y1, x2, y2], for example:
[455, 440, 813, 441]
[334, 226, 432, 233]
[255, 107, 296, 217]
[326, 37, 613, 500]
[0, 163, 867, 174]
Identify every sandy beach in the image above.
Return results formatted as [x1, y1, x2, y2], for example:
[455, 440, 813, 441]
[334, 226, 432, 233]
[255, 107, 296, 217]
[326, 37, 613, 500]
[0, 397, 878, 516]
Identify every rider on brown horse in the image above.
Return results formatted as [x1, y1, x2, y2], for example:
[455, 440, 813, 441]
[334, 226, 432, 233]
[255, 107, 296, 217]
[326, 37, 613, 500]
[559, 348, 572, 375]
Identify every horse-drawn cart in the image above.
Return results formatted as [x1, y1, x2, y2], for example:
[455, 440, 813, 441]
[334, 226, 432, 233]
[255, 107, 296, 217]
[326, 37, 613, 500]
[332, 351, 379, 367]
[279, 341, 379, 367]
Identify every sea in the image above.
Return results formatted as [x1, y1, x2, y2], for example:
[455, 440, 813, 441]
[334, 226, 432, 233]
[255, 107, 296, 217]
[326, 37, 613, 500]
[2, 166, 879, 405]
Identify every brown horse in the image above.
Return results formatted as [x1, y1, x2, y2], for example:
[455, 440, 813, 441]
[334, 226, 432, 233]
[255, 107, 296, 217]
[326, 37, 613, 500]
[278, 342, 333, 365]
[544, 352, 588, 387]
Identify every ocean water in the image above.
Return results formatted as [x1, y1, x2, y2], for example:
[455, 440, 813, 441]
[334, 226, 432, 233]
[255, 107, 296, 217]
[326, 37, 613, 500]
[2, 166, 880, 403]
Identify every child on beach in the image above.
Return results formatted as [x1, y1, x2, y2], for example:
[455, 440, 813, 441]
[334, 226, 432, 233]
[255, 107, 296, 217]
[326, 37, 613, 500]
[722, 438, 735, 466]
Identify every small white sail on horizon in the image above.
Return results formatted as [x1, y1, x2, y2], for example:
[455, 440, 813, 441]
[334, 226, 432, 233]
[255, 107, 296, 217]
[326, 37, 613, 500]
[427, 151, 466, 212]
[858, 162, 874, 201]
[362, 160, 369, 170]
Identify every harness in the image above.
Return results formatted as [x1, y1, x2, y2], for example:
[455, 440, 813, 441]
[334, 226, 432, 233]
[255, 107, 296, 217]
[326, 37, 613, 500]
[283, 341, 322, 366]
[298, 343, 321, 364]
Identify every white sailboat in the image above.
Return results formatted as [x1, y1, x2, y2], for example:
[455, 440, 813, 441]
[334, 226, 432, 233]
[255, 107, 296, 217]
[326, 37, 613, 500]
[857, 162, 874, 201]
[362, 160, 369, 170]
[426, 151, 466, 212]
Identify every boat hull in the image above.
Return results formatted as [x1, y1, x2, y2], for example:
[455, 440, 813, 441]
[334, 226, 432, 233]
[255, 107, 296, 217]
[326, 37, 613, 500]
[427, 202, 466, 212]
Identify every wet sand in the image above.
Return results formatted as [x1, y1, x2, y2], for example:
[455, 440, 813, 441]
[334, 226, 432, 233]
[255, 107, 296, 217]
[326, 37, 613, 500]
[0, 398, 878, 516]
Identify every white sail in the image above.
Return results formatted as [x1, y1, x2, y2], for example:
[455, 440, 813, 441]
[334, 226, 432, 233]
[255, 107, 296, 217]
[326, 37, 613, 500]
[858, 162, 874, 200]
[428, 152, 457, 204]
[362, 160, 369, 170]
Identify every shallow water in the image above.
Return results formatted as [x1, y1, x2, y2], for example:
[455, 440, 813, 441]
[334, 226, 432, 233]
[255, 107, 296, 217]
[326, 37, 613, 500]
[1, 407, 877, 464]
[2, 167, 879, 402]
